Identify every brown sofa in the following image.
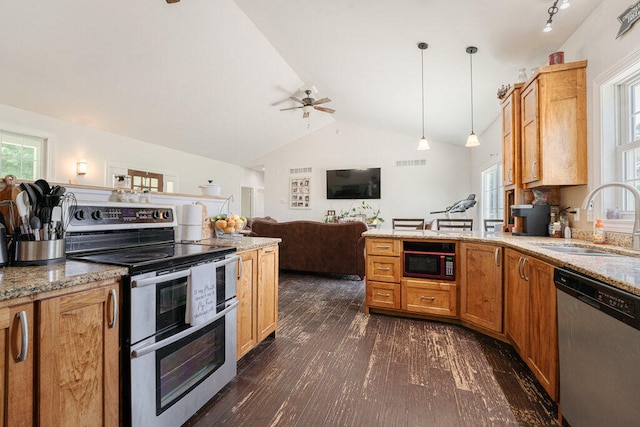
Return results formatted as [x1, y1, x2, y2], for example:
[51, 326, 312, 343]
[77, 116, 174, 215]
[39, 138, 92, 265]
[250, 220, 368, 279]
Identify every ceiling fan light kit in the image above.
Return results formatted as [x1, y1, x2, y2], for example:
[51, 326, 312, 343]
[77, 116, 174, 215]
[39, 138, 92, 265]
[279, 89, 335, 118]
[417, 42, 430, 151]
[465, 46, 480, 148]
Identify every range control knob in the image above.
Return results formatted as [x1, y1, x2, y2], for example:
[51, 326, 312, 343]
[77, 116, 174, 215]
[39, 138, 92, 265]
[91, 210, 103, 220]
[162, 210, 171, 220]
[152, 210, 161, 220]
[74, 209, 86, 221]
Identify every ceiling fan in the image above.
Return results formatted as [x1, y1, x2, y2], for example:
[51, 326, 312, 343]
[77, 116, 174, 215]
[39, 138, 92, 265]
[280, 90, 335, 118]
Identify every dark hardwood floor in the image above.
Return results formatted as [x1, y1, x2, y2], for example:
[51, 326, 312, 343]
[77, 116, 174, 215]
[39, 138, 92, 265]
[185, 272, 558, 426]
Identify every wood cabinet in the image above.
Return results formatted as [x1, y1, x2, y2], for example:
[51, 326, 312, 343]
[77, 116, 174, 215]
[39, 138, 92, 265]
[401, 278, 456, 317]
[365, 238, 401, 313]
[38, 278, 120, 427]
[0, 303, 34, 427]
[520, 60, 587, 188]
[504, 249, 558, 401]
[501, 83, 523, 190]
[236, 244, 279, 359]
[459, 243, 503, 333]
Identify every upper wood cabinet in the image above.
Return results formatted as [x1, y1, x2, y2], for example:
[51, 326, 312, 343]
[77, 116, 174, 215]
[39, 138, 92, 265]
[501, 83, 523, 189]
[520, 60, 587, 188]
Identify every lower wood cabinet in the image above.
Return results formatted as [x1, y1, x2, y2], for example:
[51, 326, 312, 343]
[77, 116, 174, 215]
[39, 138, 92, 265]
[0, 303, 34, 427]
[237, 244, 279, 360]
[459, 243, 503, 333]
[504, 248, 558, 401]
[401, 278, 456, 317]
[366, 281, 400, 311]
[38, 278, 120, 427]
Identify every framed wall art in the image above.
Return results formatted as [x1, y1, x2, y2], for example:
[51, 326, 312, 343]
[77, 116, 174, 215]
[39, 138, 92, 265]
[290, 177, 311, 209]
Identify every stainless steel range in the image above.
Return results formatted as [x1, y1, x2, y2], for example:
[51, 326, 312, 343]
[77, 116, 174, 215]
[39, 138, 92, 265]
[66, 201, 239, 427]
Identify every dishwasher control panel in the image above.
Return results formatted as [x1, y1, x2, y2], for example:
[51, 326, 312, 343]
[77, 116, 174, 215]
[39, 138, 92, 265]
[554, 267, 640, 331]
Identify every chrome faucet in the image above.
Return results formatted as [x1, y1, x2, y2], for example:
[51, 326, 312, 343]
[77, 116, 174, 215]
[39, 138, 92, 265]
[582, 182, 640, 250]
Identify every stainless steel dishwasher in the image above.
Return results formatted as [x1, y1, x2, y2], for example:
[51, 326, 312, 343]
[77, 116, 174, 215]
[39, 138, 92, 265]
[555, 267, 640, 427]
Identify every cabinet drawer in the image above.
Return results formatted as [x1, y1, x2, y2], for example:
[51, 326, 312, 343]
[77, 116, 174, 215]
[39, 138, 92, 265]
[366, 281, 400, 310]
[366, 238, 401, 256]
[367, 255, 401, 283]
[401, 279, 457, 317]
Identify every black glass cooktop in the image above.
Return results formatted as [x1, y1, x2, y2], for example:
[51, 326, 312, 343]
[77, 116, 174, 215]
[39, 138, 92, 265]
[69, 243, 236, 275]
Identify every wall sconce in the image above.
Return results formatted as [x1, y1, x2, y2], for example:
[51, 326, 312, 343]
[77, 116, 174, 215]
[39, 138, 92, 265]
[77, 159, 88, 175]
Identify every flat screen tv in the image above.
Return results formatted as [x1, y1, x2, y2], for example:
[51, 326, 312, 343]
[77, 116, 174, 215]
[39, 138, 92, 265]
[326, 168, 381, 199]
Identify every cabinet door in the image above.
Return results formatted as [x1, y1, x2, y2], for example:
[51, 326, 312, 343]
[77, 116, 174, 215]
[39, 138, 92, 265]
[366, 255, 401, 283]
[504, 249, 528, 356]
[237, 249, 258, 360]
[401, 278, 456, 317]
[460, 243, 503, 333]
[526, 257, 558, 401]
[367, 281, 400, 310]
[0, 304, 34, 427]
[366, 238, 401, 256]
[38, 280, 120, 427]
[257, 245, 278, 341]
[502, 94, 515, 187]
[521, 81, 539, 184]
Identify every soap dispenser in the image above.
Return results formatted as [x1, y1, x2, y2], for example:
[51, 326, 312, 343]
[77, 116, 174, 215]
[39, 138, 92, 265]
[593, 219, 606, 244]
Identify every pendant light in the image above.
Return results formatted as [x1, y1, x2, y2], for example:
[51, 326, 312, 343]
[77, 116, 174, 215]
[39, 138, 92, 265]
[417, 42, 430, 151]
[465, 46, 480, 147]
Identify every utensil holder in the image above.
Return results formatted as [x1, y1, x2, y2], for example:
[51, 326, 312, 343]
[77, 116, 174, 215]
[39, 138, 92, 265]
[12, 239, 65, 266]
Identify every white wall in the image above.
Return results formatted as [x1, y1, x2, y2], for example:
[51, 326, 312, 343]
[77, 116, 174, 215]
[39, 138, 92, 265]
[0, 103, 264, 214]
[470, 116, 503, 226]
[252, 121, 471, 227]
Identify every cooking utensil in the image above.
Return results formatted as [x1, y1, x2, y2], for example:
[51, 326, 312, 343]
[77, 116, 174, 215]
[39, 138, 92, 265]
[30, 216, 41, 241]
[19, 183, 38, 207]
[15, 190, 30, 235]
[51, 206, 62, 240]
[34, 179, 51, 197]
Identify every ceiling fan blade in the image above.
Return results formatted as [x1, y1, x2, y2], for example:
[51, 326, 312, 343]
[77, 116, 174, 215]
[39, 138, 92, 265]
[289, 96, 304, 104]
[303, 111, 310, 118]
[166, 0, 180, 3]
[313, 97, 331, 105]
[280, 106, 302, 111]
[314, 106, 335, 114]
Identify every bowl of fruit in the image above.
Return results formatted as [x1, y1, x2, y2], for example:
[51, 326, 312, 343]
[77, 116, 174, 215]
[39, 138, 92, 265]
[212, 214, 247, 237]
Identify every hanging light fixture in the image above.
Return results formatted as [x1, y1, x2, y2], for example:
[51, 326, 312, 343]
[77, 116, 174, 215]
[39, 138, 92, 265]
[417, 42, 430, 150]
[543, 0, 569, 32]
[465, 46, 480, 147]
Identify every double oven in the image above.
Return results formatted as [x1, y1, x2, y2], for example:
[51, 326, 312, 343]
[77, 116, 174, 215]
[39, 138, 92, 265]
[66, 202, 239, 427]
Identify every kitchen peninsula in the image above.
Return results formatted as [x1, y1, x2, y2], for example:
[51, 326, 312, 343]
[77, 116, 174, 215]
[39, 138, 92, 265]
[363, 228, 640, 404]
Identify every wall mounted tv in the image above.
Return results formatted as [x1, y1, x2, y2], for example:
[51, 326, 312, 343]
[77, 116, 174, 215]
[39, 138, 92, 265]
[326, 168, 381, 200]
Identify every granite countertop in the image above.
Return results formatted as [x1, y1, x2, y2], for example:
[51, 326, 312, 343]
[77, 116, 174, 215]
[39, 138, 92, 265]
[0, 261, 128, 303]
[197, 236, 281, 251]
[363, 229, 640, 297]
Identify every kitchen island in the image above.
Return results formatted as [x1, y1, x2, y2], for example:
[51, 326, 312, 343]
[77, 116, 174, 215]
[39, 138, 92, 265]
[363, 228, 640, 404]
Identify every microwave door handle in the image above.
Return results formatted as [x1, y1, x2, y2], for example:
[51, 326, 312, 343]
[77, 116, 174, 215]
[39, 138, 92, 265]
[131, 299, 239, 358]
[132, 269, 191, 288]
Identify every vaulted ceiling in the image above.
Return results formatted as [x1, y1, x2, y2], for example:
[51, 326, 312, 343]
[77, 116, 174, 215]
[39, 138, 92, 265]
[0, 0, 603, 167]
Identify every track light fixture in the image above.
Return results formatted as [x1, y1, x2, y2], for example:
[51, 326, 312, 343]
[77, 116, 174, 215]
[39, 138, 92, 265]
[544, 0, 570, 33]
[465, 46, 479, 148]
[417, 42, 430, 151]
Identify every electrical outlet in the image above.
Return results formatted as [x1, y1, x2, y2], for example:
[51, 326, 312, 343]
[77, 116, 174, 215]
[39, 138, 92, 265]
[587, 210, 594, 222]
[573, 208, 580, 222]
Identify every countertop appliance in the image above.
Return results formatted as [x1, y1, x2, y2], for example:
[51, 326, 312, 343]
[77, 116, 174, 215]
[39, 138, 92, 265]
[65, 201, 239, 427]
[511, 204, 550, 236]
[403, 241, 456, 280]
[554, 267, 640, 427]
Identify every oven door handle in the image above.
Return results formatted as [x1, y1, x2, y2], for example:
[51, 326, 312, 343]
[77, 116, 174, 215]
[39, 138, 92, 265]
[214, 255, 239, 269]
[131, 269, 192, 288]
[130, 299, 239, 359]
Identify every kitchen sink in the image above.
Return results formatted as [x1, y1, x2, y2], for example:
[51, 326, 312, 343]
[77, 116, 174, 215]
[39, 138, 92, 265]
[538, 245, 620, 256]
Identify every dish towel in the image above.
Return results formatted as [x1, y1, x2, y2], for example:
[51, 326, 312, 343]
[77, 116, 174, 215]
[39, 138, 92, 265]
[186, 262, 217, 326]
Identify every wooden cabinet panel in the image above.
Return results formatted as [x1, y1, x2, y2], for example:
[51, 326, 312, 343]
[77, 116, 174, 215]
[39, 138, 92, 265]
[526, 256, 558, 402]
[401, 278, 456, 317]
[501, 83, 523, 189]
[38, 279, 119, 427]
[257, 245, 278, 342]
[366, 256, 401, 283]
[366, 238, 401, 256]
[0, 303, 34, 427]
[504, 249, 528, 356]
[366, 281, 400, 310]
[521, 81, 539, 184]
[237, 249, 258, 359]
[459, 243, 503, 333]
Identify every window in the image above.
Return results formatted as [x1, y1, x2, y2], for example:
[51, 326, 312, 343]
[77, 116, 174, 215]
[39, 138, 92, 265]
[618, 76, 640, 211]
[128, 169, 164, 192]
[0, 130, 45, 180]
[481, 163, 503, 222]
